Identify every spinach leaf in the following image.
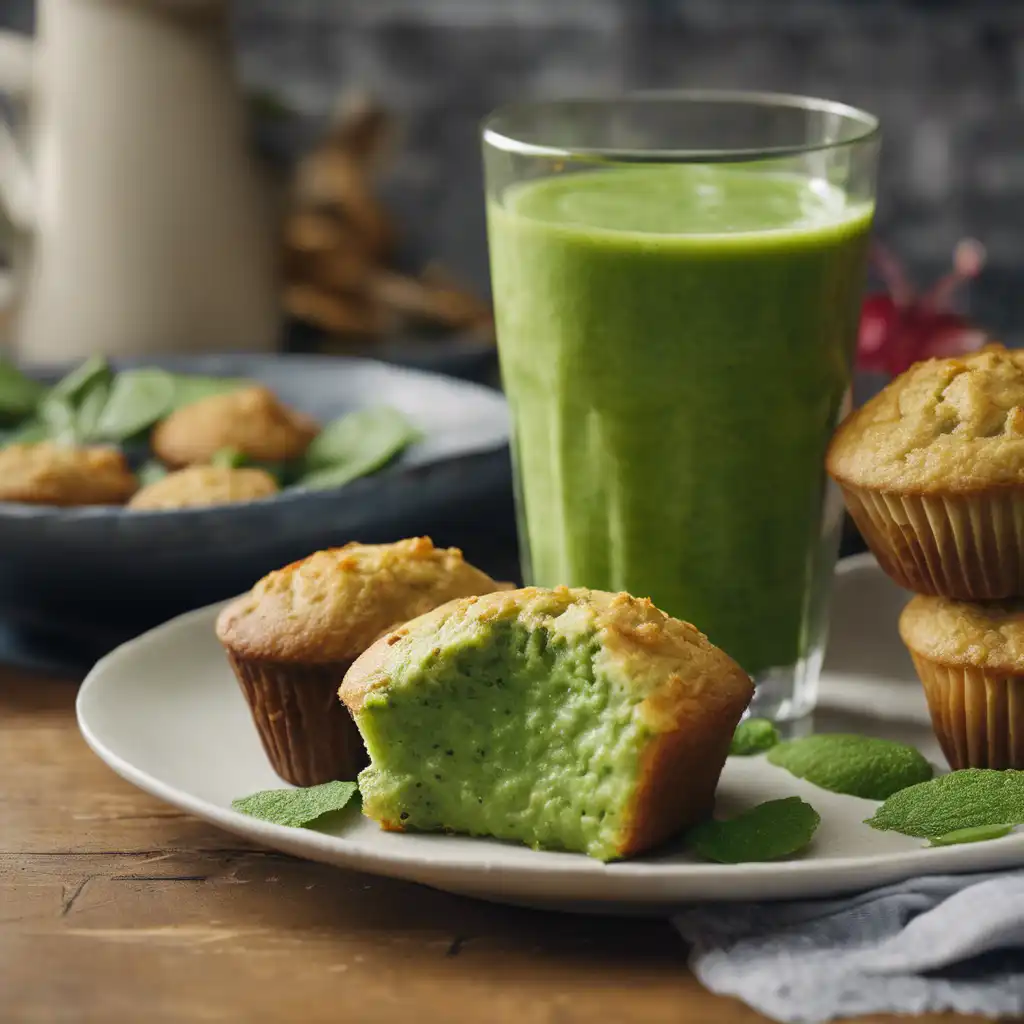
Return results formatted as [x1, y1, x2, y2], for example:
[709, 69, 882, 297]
[34, 355, 115, 445]
[95, 368, 177, 441]
[37, 395, 81, 445]
[0, 417, 48, 446]
[167, 374, 249, 412]
[298, 406, 419, 491]
[76, 380, 112, 441]
[0, 359, 45, 422]
[209, 446, 247, 469]
[48, 354, 112, 405]
[136, 460, 170, 488]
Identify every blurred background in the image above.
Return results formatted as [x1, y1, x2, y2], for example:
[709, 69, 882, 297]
[0, 0, 1019, 668]
[1, 0, 1020, 352]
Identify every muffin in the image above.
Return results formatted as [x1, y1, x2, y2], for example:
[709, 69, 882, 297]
[128, 465, 279, 510]
[152, 385, 318, 468]
[901, 594, 1024, 770]
[215, 538, 508, 787]
[0, 442, 137, 506]
[827, 345, 1024, 600]
[340, 586, 753, 861]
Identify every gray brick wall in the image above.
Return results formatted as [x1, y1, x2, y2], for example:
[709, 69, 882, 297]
[3, 0, 1022, 336]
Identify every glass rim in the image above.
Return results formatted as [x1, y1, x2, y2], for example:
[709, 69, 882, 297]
[482, 89, 880, 163]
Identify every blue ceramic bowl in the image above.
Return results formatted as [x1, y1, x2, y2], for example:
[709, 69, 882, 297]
[0, 354, 513, 648]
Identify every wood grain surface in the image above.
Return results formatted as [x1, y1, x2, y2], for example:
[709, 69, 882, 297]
[0, 666, 1003, 1024]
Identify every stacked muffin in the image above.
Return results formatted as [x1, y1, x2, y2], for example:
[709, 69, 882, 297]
[827, 344, 1024, 769]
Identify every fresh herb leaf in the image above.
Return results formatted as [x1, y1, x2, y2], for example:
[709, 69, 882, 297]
[928, 823, 1015, 847]
[867, 769, 1024, 838]
[167, 374, 249, 412]
[730, 718, 780, 756]
[688, 797, 820, 864]
[1, 417, 47, 446]
[75, 379, 111, 441]
[136, 460, 170, 488]
[47, 354, 112, 405]
[299, 406, 419, 490]
[37, 395, 81, 445]
[207, 447, 288, 483]
[33, 355, 115, 445]
[768, 733, 933, 800]
[95, 368, 177, 441]
[209, 446, 248, 469]
[0, 359, 45, 422]
[231, 780, 359, 828]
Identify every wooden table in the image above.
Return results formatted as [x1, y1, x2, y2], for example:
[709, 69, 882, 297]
[0, 666, 996, 1024]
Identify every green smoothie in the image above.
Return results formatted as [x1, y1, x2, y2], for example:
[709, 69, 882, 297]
[487, 164, 872, 676]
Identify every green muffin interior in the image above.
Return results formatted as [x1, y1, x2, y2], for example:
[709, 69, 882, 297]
[354, 618, 651, 861]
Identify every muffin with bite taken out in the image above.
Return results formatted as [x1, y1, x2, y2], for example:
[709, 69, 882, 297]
[340, 586, 753, 861]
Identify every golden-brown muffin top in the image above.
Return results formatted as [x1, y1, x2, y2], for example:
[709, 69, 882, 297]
[0, 442, 137, 506]
[900, 593, 1024, 674]
[127, 465, 279, 511]
[340, 585, 754, 732]
[215, 537, 508, 664]
[152, 385, 319, 468]
[827, 344, 1024, 492]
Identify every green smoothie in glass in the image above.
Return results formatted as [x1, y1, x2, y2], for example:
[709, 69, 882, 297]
[483, 94, 879, 720]
[487, 162, 873, 693]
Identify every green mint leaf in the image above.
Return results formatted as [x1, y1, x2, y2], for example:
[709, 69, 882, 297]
[0, 359, 45, 422]
[136, 460, 170, 488]
[867, 769, 1024, 838]
[299, 406, 419, 490]
[767, 733, 933, 800]
[688, 797, 820, 864]
[231, 780, 359, 828]
[730, 718, 780, 756]
[928, 823, 1015, 847]
[95, 368, 178, 441]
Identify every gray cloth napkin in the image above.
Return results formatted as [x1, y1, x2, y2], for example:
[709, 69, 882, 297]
[673, 870, 1024, 1023]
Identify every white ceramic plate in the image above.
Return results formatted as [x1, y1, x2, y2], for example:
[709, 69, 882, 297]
[77, 555, 1024, 911]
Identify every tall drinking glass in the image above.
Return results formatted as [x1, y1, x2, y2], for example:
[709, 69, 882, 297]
[483, 92, 879, 721]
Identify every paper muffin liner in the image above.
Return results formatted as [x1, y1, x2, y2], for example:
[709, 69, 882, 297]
[225, 651, 367, 787]
[839, 484, 1024, 600]
[909, 652, 1024, 770]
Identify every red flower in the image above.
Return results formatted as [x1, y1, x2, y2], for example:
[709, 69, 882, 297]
[857, 239, 989, 376]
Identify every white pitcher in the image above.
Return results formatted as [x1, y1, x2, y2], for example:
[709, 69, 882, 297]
[0, 0, 280, 363]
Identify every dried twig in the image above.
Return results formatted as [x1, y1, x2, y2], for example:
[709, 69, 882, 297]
[282, 94, 494, 345]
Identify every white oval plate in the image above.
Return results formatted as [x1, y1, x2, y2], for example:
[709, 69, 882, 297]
[77, 555, 1024, 911]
